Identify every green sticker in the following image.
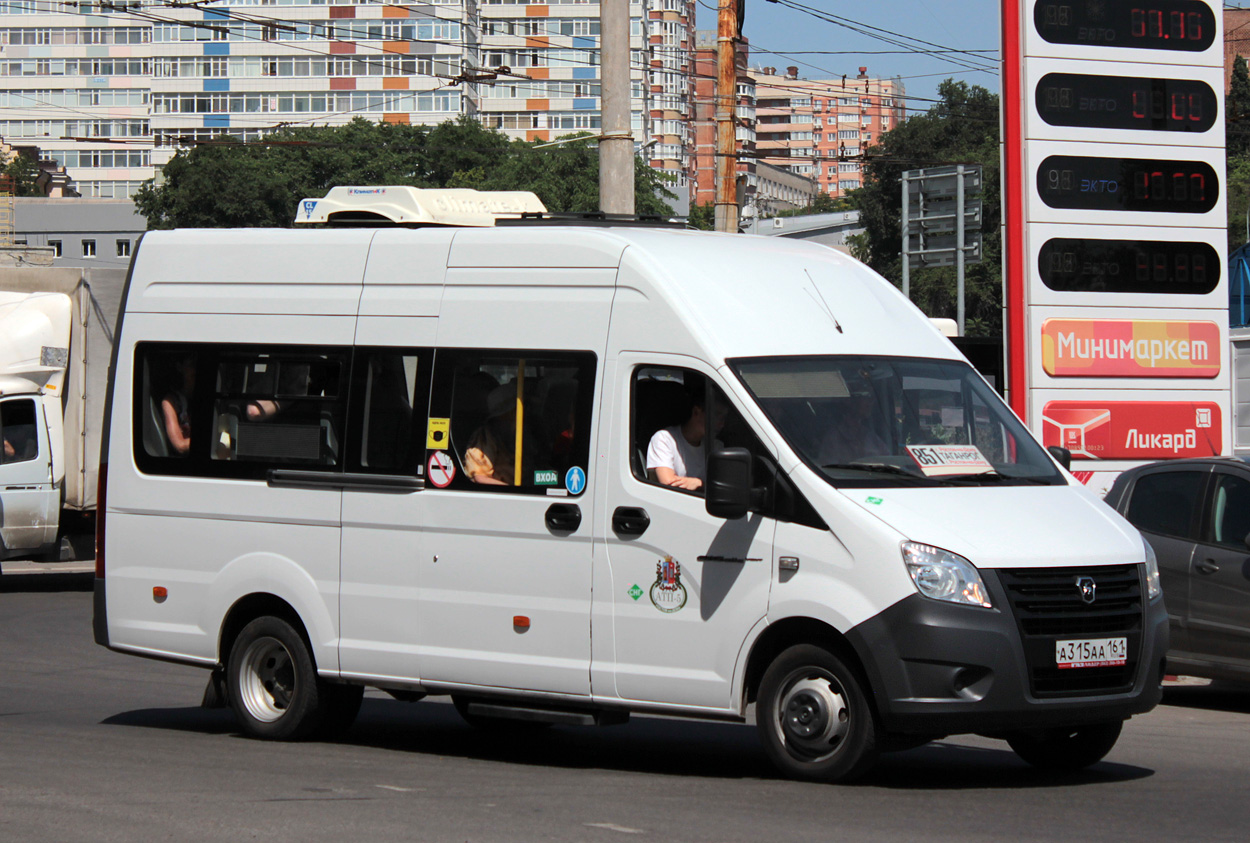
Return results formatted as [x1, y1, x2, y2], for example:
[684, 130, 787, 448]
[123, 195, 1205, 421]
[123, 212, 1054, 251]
[533, 469, 559, 486]
[628, 584, 643, 601]
[866, 496, 883, 505]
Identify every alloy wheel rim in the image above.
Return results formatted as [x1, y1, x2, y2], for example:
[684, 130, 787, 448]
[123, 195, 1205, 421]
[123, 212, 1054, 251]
[238, 636, 296, 723]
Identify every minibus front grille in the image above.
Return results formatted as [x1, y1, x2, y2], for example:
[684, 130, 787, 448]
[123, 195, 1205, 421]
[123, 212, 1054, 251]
[997, 564, 1143, 698]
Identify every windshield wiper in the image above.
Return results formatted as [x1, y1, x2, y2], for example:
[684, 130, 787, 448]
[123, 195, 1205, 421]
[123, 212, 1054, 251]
[820, 462, 931, 481]
[940, 470, 1051, 485]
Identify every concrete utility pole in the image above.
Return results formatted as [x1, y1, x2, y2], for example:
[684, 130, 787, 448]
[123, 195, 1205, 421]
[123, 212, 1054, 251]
[599, 0, 634, 215]
[714, 0, 739, 232]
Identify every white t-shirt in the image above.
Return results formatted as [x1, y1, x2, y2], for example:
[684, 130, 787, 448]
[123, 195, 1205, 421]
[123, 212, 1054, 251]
[646, 425, 706, 481]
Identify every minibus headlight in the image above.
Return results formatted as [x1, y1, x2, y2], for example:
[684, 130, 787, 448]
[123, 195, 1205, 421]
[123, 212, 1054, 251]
[901, 542, 993, 609]
[1143, 537, 1162, 602]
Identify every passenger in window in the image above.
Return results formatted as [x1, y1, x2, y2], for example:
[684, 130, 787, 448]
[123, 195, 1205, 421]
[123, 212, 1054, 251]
[465, 383, 522, 485]
[246, 399, 281, 421]
[161, 355, 195, 455]
[7, 427, 35, 461]
[815, 393, 889, 465]
[646, 385, 723, 491]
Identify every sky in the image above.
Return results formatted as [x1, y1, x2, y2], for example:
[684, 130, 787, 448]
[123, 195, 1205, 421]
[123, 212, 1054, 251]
[695, 0, 1003, 112]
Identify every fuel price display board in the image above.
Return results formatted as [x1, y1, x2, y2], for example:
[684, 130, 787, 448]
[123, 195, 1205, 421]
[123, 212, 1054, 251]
[1002, 0, 1228, 495]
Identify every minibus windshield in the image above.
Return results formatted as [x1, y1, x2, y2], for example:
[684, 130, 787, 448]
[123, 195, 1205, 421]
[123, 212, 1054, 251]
[731, 356, 1065, 488]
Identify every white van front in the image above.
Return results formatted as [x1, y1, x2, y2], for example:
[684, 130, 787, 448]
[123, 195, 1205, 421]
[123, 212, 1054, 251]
[724, 354, 1166, 753]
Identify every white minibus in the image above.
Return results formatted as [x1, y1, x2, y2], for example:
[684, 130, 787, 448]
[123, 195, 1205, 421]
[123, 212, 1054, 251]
[94, 188, 1167, 781]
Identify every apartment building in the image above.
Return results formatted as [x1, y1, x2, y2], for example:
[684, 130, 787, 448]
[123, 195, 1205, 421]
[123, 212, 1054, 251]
[1227, 7, 1250, 91]
[0, 0, 694, 202]
[751, 66, 904, 199]
[689, 29, 754, 209]
[478, 0, 694, 192]
[0, 1, 471, 199]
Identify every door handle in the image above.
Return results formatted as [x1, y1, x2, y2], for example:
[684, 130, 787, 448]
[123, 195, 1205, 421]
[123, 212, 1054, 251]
[1196, 559, 1220, 575]
[545, 503, 582, 533]
[612, 506, 650, 537]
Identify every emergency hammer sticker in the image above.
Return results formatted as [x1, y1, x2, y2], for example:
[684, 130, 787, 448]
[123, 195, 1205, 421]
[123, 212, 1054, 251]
[427, 451, 456, 488]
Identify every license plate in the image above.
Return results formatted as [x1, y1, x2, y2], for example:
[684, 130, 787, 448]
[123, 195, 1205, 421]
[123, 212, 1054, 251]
[1055, 637, 1127, 669]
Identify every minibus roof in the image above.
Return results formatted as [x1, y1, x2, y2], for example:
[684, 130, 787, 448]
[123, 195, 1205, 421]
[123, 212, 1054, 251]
[129, 225, 964, 365]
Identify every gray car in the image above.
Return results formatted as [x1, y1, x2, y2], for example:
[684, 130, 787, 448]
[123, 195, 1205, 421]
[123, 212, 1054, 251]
[1105, 457, 1250, 682]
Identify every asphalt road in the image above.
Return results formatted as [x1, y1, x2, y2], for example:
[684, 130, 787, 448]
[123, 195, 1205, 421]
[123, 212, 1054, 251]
[3, 572, 1250, 843]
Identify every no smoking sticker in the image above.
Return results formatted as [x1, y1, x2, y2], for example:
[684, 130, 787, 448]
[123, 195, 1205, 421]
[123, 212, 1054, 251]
[427, 451, 456, 488]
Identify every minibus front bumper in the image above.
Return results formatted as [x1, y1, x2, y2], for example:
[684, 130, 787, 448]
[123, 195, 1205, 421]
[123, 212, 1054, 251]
[844, 568, 1169, 736]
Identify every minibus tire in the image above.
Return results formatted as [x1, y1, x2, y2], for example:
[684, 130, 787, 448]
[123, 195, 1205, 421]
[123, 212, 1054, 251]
[1005, 720, 1123, 771]
[756, 644, 879, 782]
[227, 616, 323, 741]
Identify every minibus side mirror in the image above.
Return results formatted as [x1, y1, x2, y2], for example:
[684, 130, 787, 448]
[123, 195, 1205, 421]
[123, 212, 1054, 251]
[706, 447, 752, 520]
[1047, 446, 1072, 471]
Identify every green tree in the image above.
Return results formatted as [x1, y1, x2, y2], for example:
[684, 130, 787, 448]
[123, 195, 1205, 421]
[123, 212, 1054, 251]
[777, 191, 852, 217]
[850, 80, 1001, 337]
[448, 132, 675, 215]
[2, 153, 44, 197]
[135, 118, 674, 229]
[1229, 55, 1250, 159]
[1228, 55, 1250, 248]
[686, 201, 715, 230]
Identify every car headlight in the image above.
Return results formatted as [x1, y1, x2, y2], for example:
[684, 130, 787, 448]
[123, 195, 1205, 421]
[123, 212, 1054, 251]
[1142, 537, 1162, 602]
[901, 541, 992, 608]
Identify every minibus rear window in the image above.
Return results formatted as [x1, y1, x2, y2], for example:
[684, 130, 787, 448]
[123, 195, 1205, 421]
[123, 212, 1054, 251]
[133, 343, 352, 479]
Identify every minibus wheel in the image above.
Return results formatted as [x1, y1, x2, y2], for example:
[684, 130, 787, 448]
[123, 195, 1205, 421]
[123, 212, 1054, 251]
[756, 644, 879, 782]
[1005, 720, 1123, 771]
[227, 616, 323, 740]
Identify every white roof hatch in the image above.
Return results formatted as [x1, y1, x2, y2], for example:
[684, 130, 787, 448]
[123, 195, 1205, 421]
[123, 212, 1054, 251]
[294, 186, 547, 227]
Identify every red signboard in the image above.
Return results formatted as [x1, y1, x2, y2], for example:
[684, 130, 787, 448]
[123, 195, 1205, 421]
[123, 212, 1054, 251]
[1040, 318, 1220, 378]
[1041, 400, 1221, 460]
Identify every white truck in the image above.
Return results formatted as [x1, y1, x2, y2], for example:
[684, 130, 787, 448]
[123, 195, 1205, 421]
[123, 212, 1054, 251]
[0, 268, 124, 563]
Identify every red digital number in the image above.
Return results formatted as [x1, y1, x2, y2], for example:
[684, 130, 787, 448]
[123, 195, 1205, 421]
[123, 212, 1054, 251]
[1149, 9, 1163, 38]
[1171, 93, 1186, 121]
[1187, 12, 1203, 40]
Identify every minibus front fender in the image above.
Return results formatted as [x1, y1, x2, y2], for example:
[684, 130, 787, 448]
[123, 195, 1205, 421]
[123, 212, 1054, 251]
[737, 590, 886, 715]
[208, 552, 338, 674]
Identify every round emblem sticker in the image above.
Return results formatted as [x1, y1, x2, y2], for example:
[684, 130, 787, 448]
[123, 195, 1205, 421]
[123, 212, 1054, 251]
[565, 466, 586, 495]
[649, 556, 688, 614]
[427, 451, 456, 488]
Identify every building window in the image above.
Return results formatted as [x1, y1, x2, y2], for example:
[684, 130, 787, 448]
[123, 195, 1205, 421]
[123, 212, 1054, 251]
[116, 239, 131, 258]
[48, 239, 62, 257]
[81, 239, 96, 258]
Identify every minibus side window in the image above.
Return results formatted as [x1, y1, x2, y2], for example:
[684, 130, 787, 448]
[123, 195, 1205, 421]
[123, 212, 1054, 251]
[137, 346, 200, 461]
[211, 351, 347, 467]
[346, 349, 431, 476]
[0, 398, 39, 464]
[431, 349, 595, 494]
[133, 343, 351, 478]
[631, 366, 773, 504]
